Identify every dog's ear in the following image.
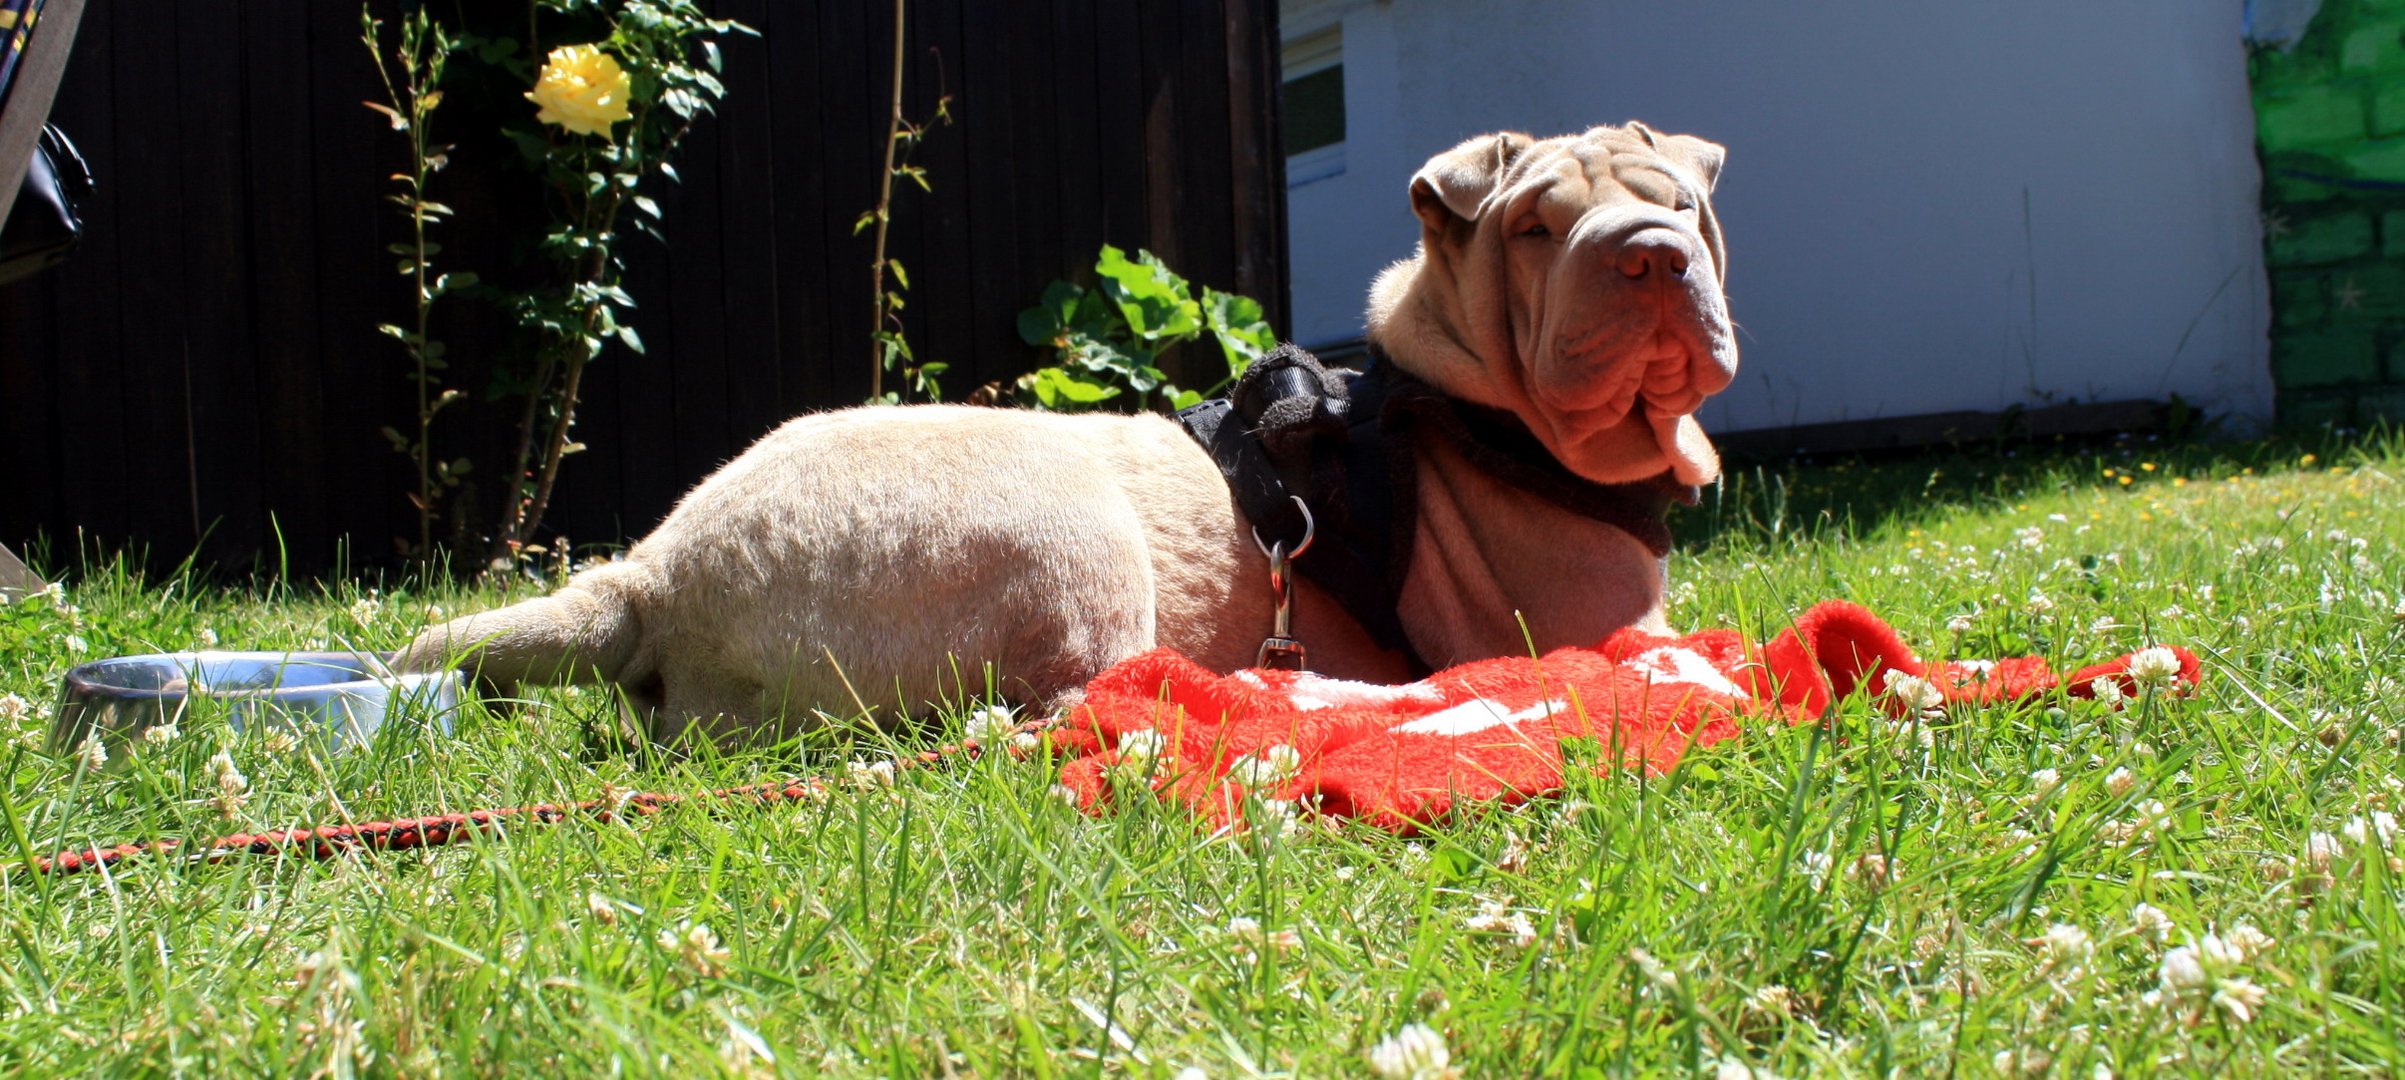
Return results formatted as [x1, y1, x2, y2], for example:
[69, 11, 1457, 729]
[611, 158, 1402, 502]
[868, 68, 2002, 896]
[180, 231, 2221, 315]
[1409, 131, 1532, 236]
[1626, 121, 1726, 194]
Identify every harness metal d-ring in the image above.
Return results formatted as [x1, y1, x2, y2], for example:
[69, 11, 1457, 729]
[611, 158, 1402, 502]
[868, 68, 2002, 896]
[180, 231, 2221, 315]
[1250, 496, 1316, 561]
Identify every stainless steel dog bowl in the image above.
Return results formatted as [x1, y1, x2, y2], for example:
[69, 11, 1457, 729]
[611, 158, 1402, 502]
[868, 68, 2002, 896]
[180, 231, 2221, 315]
[53, 652, 462, 754]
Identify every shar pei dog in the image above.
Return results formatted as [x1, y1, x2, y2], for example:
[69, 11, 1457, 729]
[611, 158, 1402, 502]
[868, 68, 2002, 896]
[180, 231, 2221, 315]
[398, 123, 1739, 744]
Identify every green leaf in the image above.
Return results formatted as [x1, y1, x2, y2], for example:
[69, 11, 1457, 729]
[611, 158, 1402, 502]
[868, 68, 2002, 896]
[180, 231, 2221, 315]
[616, 325, 644, 354]
[1095, 246, 1200, 342]
[887, 259, 909, 290]
[1028, 367, 1120, 411]
[633, 195, 662, 219]
[1168, 388, 1204, 411]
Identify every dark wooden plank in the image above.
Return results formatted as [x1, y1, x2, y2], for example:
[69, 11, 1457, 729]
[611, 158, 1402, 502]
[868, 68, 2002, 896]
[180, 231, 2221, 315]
[1135, 0, 1185, 271]
[306, 0, 411, 569]
[1044, 0, 1106, 302]
[815, 0, 877, 406]
[961, 0, 1030, 393]
[108, 0, 198, 559]
[238, 1, 330, 571]
[1091, 0, 1149, 255]
[663, 101, 736, 504]
[0, 277, 61, 549]
[709, 0, 784, 442]
[765, 0, 834, 416]
[1174, 0, 1236, 287]
[178, 1, 263, 566]
[30, 8, 125, 548]
[1223, 0, 1289, 332]
[601, 197, 685, 543]
[999, 0, 1064, 363]
[898, 0, 972, 394]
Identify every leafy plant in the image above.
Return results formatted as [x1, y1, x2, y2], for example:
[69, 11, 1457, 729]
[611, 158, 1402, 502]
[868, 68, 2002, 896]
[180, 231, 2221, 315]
[483, 1, 753, 566]
[1015, 245, 1277, 412]
[857, 0, 953, 404]
[362, 6, 475, 565]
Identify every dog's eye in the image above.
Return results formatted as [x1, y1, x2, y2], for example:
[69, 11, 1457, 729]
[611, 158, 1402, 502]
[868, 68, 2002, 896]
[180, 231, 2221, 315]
[1515, 220, 1551, 239]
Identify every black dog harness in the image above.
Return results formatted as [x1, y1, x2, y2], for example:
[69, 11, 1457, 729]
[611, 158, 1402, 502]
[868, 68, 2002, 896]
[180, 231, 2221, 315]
[1175, 344, 1697, 674]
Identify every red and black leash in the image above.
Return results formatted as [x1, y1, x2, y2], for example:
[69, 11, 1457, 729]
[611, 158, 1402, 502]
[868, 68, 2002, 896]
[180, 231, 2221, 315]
[23, 718, 1057, 877]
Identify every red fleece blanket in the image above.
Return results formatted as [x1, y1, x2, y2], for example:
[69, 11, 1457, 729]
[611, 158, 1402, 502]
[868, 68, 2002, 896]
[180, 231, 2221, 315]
[1049, 600, 2199, 833]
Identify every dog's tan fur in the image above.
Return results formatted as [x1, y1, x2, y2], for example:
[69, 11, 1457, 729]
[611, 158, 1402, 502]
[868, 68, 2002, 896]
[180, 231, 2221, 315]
[397, 124, 1737, 743]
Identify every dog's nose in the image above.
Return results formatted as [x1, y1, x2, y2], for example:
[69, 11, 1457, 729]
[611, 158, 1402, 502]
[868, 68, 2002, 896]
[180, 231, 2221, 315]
[1615, 228, 1691, 281]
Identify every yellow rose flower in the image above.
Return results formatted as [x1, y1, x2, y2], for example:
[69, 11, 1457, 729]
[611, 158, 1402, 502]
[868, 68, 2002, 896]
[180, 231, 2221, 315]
[527, 44, 633, 137]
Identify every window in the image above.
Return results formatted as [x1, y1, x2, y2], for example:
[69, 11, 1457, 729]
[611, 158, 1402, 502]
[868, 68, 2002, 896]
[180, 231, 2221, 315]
[1282, 24, 1344, 184]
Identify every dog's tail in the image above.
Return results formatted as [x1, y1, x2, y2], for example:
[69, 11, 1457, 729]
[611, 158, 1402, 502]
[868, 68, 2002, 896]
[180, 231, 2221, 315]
[393, 560, 655, 689]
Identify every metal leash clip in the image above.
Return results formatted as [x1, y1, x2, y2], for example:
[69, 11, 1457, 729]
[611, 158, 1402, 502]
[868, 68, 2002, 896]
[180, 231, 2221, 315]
[1251, 497, 1316, 671]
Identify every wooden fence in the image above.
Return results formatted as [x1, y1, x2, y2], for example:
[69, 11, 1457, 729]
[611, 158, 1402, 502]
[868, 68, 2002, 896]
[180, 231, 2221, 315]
[0, 0, 1287, 575]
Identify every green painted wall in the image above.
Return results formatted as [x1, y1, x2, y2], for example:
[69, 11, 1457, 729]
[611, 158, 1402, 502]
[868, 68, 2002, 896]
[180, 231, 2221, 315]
[2254, 0, 2405, 427]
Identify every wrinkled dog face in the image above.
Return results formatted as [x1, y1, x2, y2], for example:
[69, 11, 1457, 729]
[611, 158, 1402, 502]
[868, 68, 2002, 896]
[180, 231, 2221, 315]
[1368, 124, 1737, 486]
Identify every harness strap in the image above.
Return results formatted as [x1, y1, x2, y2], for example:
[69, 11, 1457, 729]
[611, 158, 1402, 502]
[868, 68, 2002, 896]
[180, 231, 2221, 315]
[1179, 344, 1700, 675]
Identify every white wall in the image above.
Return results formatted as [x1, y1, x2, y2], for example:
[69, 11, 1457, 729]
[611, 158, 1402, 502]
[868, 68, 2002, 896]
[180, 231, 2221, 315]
[1284, 0, 2274, 433]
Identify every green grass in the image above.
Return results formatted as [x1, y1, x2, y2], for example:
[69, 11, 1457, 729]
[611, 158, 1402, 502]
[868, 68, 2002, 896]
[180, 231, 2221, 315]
[2, 430, 2401, 1076]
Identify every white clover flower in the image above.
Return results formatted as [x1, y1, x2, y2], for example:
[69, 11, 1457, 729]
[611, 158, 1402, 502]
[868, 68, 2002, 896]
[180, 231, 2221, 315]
[2306, 831, 2344, 870]
[1798, 849, 1833, 889]
[142, 722, 180, 747]
[846, 758, 896, 787]
[1746, 984, 1800, 1019]
[1993, 1048, 2052, 1076]
[2343, 811, 2398, 848]
[2159, 946, 2209, 994]
[64, 634, 88, 655]
[2105, 767, 2137, 797]
[1173, 1069, 1208, 1080]
[2025, 588, 2055, 614]
[2029, 768, 2062, 796]
[2088, 615, 2120, 636]
[2126, 647, 2181, 684]
[2212, 976, 2269, 1024]
[1047, 783, 1081, 807]
[195, 627, 219, 648]
[1947, 611, 1975, 634]
[37, 581, 66, 604]
[2130, 903, 2175, 942]
[211, 750, 248, 793]
[1881, 671, 1944, 714]
[2198, 931, 2242, 969]
[347, 596, 381, 624]
[0, 693, 30, 723]
[2090, 677, 2126, 706]
[963, 705, 1017, 744]
[1364, 1022, 1451, 1080]
[76, 732, 107, 770]
[2223, 922, 2276, 962]
[1115, 729, 1167, 767]
[1228, 743, 1302, 788]
[658, 921, 730, 977]
[2016, 526, 2045, 550]
[1463, 900, 1538, 950]
[2032, 923, 2093, 970]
